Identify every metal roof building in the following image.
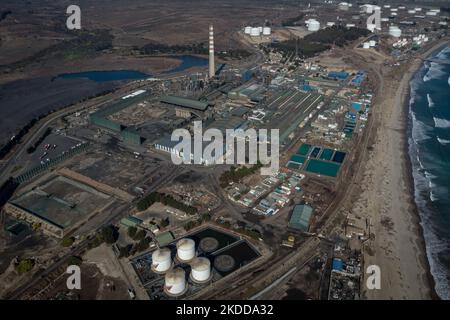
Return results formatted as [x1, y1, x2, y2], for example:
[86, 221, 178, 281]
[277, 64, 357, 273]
[160, 95, 210, 111]
[289, 204, 313, 232]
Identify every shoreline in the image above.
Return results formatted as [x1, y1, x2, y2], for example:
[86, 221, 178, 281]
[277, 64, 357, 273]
[402, 39, 450, 300]
[356, 37, 450, 299]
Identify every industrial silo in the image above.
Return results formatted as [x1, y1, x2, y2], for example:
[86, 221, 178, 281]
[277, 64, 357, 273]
[250, 27, 261, 37]
[307, 20, 320, 32]
[190, 257, 212, 283]
[151, 248, 172, 273]
[164, 268, 187, 297]
[262, 27, 271, 36]
[176, 238, 196, 262]
[338, 2, 349, 11]
[389, 26, 402, 38]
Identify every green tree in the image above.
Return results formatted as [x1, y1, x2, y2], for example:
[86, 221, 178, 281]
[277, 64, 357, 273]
[134, 229, 146, 241]
[128, 226, 137, 238]
[15, 259, 34, 274]
[101, 225, 118, 244]
[67, 256, 82, 266]
[160, 217, 170, 228]
[61, 237, 75, 247]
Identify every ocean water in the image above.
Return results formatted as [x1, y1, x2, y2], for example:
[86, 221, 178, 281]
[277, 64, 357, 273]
[408, 44, 450, 299]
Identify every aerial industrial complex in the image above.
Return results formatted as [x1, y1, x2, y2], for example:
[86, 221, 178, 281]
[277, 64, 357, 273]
[0, 0, 448, 301]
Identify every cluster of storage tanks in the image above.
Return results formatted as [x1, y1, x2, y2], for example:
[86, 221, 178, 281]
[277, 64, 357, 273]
[151, 238, 212, 297]
[412, 34, 429, 46]
[392, 38, 408, 48]
[244, 26, 271, 37]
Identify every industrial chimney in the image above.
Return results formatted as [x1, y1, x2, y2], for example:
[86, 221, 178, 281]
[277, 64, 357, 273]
[209, 24, 215, 79]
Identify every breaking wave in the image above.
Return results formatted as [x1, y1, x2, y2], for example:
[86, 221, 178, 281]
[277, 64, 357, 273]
[433, 117, 450, 129]
[427, 94, 435, 108]
[423, 63, 447, 82]
[437, 137, 450, 145]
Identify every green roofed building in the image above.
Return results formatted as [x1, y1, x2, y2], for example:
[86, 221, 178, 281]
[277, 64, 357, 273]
[156, 231, 175, 246]
[160, 95, 210, 111]
[120, 216, 143, 228]
[289, 205, 313, 232]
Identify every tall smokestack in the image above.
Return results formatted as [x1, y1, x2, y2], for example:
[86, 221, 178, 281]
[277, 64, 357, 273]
[209, 24, 215, 79]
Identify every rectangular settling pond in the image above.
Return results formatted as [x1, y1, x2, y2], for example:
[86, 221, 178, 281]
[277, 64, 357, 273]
[305, 159, 341, 177]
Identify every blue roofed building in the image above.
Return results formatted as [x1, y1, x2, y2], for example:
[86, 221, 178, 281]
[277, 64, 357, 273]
[327, 71, 350, 81]
[332, 258, 344, 271]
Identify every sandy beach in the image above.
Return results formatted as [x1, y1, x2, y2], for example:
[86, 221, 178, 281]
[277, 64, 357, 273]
[349, 40, 450, 299]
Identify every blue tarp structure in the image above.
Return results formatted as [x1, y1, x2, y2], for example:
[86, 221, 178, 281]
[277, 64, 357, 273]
[328, 71, 349, 80]
[351, 102, 363, 111]
[332, 258, 344, 271]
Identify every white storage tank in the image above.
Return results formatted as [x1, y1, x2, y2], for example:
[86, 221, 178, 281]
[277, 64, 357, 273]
[389, 26, 402, 38]
[244, 26, 252, 34]
[151, 248, 172, 273]
[307, 20, 320, 32]
[164, 268, 187, 296]
[262, 27, 271, 35]
[190, 257, 212, 283]
[176, 238, 196, 262]
[250, 27, 260, 37]
[338, 2, 350, 11]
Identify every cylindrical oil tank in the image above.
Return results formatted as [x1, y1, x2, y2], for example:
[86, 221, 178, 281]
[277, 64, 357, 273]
[262, 27, 271, 35]
[250, 27, 260, 37]
[164, 268, 186, 296]
[338, 2, 349, 11]
[389, 26, 402, 38]
[176, 238, 196, 262]
[190, 257, 211, 283]
[244, 26, 252, 34]
[151, 248, 172, 273]
[307, 20, 320, 32]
